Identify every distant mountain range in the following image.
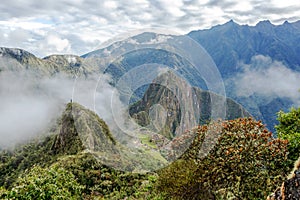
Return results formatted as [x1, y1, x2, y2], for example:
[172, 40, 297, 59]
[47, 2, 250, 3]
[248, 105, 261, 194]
[188, 20, 300, 77]
[188, 20, 300, 132]
[1, 20, 300, 133]
[84, 20, 300, 132]
[1, 20, 299, 199]
[0, 47, 97, 76]
[0, 46, 249, 166]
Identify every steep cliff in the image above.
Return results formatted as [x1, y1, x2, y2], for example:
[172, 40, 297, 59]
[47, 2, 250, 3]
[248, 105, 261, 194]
[130, 71, 251, 139]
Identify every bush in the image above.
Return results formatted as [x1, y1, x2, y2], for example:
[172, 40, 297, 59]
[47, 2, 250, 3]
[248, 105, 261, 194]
[1, 165, 84, 200]
[158, 118, 289, 199]
[276, 107, 300, 167]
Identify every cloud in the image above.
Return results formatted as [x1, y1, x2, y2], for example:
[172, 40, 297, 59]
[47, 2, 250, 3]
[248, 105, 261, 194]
[0, 0, 300, 57]
[46, 34, 71, 52]
[0, 63, 124, 148]
[33, 32, 76, 56]
[232, 55, 300, 105]
[0, 70, 66, 148]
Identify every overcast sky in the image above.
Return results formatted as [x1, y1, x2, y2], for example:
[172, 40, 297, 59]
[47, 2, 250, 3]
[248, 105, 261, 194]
[0, 0, 300, 57]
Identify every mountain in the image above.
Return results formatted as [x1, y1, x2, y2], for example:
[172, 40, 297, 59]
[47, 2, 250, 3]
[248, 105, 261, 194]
[0, 100, 167, 178]
[51, 102, 117, 155]
[0, 37, 296, 198]
[0, 102, 117, 187]
[2, 20, 299, 133]
[0, 47, 97, 76]
[0, 46, 250, 169]
[82, 32, 209, 90]
[188, 20, 300, 77]
[188, 20, 300, 132]
[52, 103, 170, 172]
[81, 20, 300, 132]
[130, 71, 250, 139]
[0, 102, 157, 199]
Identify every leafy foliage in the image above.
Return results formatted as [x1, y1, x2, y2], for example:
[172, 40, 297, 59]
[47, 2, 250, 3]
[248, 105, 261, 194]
[52, 153, 149, 199]
[0, 150, 165, 199]
[0, 101, 166, 199]
[0, 135, 58, 188]
[276, 107, 300, 166]
[157, 118, 289, 199]
[0, 165, 84, 200]
[1, 100, 294, 199]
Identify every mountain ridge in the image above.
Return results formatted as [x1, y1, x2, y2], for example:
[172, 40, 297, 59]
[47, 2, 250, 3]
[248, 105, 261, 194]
[1, 19, 299, 133]
[130, 71, 251, 139]
[0, 47, 98, 77]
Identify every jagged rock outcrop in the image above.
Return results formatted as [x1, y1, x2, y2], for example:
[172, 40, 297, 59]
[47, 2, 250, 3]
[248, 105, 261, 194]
[268, 159, 300, 200]
[52, 102, 116, 155]
[130, 71, 251, 139]
[0, 47, 49, 73]
[51, 102, 168, 172]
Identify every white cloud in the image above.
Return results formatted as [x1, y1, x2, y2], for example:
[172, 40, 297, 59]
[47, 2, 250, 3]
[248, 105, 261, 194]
[0, 0, 299, 57]
[233, 55, 300, 105]
[0, 65, 126, 148]
[0, 19, 52, 30]
[104, 1, 118, 9]
[46, 34, 70, 52]
[271, 0, 299, 7]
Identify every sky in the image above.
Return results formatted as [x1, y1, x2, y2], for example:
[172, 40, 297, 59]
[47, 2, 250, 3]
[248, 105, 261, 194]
[0, 0, 300, 57]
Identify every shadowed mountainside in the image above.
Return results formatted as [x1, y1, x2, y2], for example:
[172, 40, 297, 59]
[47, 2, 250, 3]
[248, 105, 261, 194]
[130, 71, 250, 139]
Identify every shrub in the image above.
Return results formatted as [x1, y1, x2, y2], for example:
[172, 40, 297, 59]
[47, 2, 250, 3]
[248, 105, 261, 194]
[276, 107, 300, 167]
[1, 164, 84, 200]
[158, 118, 289, 199]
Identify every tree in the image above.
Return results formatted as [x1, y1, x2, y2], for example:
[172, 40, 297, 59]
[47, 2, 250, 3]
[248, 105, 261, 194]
[276, 107, 300, 166]
[158, 118, 289, 199]
[1, 164, 84, 200]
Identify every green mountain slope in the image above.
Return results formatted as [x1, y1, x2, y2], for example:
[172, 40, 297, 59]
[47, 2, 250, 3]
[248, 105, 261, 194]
[0, 102, 163, 199]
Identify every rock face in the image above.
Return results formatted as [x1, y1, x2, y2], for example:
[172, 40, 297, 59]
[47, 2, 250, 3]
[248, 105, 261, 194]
[130, 71, 251, 139]
[0, 47, 97, 76]
[51, 102, 169, 172]
[52, 102, 117, 155]
[268, 159, 300, 200]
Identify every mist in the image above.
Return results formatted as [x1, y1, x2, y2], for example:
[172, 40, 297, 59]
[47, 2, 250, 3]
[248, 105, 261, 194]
[0, 66, 120, 148]
[231, 55, 300, 106]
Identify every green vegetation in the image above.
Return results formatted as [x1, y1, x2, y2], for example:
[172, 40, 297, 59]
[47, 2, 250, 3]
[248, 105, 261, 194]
[0, 102, 296, 199]
[0, 135, 58, 188]
[0, 165, 84, 200]
[140, 134, 158, 149]
[276, 107, 300, 167]
[157, 118, 289, 199]
[0, 103, 165, 199]
[0, 145, 161, 199]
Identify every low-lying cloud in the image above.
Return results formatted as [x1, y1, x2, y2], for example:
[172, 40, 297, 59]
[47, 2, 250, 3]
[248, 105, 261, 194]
[233, 55, 300, 105]
[0, 65, 121, 148]
[0, 70, 65, 148]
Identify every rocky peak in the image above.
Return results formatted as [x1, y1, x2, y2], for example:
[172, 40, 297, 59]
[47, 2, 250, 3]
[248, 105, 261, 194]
[0, 47, 36, 62]
[130, 71, 250, 139]
[0, 47, 49, 73]
[51, 103, 84, 154]
[43, 54, 83, 68]
[52, 102, 116, 155]
[0, 47, 98, 76]
[226, 19, 237, 25]
[256, 20, 275, 32]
